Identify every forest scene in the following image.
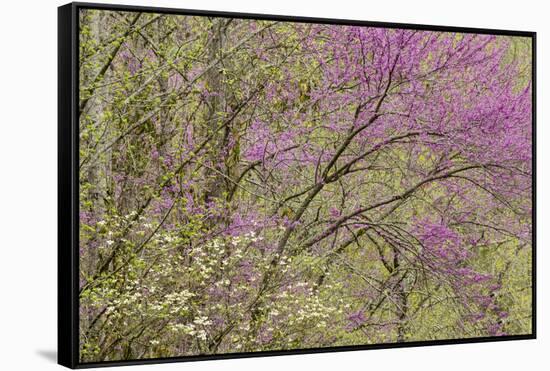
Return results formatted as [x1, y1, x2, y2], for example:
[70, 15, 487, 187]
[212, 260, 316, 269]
[78, 9, 533, 363]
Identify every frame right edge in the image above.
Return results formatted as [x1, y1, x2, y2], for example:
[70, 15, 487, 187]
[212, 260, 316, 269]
[531, 31, 537, 340]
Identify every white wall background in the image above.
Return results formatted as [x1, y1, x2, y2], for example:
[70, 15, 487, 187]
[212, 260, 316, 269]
[0, 0, 545, 369]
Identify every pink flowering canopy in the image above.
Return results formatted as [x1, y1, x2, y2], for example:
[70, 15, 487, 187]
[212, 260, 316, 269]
[78, 9, 533, 362]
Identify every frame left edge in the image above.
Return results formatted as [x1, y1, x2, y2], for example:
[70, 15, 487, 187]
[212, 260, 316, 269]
[58, 2, 79, 369]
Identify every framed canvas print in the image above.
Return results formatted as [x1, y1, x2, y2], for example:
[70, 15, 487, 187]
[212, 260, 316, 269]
[58, 2, 536, 368]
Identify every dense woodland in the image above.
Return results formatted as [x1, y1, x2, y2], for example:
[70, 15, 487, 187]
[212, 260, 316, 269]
[78, 9, 532, 362]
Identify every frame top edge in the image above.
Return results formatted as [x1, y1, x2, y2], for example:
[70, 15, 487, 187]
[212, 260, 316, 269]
[63, 1, 535, 37]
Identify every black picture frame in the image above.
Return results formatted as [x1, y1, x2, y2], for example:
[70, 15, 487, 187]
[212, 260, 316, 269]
[58, 2, 537, 368]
